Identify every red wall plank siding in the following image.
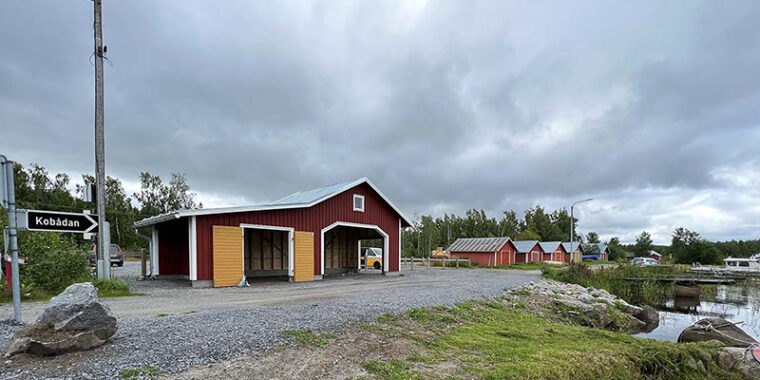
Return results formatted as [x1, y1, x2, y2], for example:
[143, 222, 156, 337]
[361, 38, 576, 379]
[194, 183, 403, 281]
[529, 243, 544, 263]
[158, 218, 189, 275]
[451, 241, 515, 267]
[552, 246, 567, 262]
[451, 252, 496, 266]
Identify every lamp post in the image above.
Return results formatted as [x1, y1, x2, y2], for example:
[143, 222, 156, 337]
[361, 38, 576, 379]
[569, 198, 592, 264]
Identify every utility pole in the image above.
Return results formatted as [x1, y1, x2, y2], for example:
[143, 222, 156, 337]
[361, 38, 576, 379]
[569, 198, 592, 264]
[93, 0, 108, 280]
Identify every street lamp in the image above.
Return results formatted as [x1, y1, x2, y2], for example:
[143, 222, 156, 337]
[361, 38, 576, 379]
[569, 198, 592, 264]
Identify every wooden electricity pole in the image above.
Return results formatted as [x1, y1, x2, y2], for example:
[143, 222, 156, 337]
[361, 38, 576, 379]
[93, 0, 109, 280]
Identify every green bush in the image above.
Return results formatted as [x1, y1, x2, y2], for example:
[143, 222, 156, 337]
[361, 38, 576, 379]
[14, 230, 89, 293]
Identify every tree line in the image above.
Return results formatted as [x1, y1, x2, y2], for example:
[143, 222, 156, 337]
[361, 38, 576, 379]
[3, 162, 758, 264]
[402, 208, 760, 264]
[401, 205, 622, 258]
[0, 163, 201, 251]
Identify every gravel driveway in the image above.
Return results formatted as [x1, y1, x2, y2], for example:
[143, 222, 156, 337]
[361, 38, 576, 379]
[0, 265, 538, 379]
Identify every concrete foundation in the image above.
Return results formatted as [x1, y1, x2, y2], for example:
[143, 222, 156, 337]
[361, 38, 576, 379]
[191, 280, 214, 288]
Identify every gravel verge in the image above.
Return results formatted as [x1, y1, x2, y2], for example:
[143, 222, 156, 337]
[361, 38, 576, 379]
[0, 268, 538, 379]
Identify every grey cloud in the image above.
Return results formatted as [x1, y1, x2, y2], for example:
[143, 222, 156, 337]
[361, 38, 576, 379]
[1, 0, 759, 243]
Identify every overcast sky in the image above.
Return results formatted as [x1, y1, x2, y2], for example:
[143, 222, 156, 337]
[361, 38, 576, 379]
[2, 1, 759, 244]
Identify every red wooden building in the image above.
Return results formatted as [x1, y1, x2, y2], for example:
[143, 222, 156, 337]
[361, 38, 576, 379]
[134, 178, 411, 287]
[447, 237, 516, 266]
[538, 241, 566, 263]
[599, 243, 610, 261]
[513, 240, 544, 263]
[562, 242, 584, 263]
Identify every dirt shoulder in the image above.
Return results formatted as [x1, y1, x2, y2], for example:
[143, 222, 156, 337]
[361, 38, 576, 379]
[164, 280, 743, 380]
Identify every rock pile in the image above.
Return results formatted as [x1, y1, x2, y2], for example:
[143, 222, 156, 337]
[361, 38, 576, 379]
[5, 282, 118, 357]
[510, 280, 659, 331]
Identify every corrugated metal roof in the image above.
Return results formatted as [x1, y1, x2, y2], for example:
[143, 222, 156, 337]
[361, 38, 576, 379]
[562, 242, 583, 253]
[513, 240, 540, 253]
[271, 180, 356, 205]
[447, 237, 511, 253]
[538, 241, 562, 253]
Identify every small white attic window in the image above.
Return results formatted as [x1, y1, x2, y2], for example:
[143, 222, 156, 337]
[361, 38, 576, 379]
[353, 194, 365, 212]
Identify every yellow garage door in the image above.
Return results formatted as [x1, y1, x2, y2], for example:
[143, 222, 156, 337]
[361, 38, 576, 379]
[212, 225, 243, 287]
[293, 231, 314, 282]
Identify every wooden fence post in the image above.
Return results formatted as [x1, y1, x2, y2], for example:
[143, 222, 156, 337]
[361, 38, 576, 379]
[140, 248, 147, 278]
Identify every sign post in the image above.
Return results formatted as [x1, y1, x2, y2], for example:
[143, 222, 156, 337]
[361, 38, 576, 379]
[1, 157, 21, 322]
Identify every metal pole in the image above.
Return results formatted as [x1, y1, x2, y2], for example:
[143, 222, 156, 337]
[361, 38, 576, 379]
[2, 228, 7, 281]
[570, 205, 574, 264]
[2, 158, 21, 322]
[569, 198, 593, 265]
[93, 0, 108, 280]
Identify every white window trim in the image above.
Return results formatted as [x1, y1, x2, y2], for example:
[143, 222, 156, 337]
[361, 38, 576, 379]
[353, 194, 365, 212]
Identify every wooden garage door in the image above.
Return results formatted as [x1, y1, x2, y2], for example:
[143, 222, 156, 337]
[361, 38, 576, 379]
[212, 225, 243, 287]
[293, 231, 314, 282]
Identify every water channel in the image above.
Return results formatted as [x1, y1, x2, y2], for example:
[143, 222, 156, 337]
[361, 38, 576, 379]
[633, 282, 760, 342]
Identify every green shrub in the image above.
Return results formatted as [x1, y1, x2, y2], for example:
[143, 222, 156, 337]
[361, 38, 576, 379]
[21, 249, 90, 293]
[13, 230, 89, 294]
[93, 279, 137, 298]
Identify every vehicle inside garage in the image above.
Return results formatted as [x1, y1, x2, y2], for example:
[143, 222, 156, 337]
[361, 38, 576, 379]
[323, 225, 385, 275]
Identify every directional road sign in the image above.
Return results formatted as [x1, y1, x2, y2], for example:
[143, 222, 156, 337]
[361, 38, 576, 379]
[22, 210, 99, 233]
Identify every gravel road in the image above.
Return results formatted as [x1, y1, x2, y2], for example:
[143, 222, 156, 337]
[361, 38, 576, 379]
[0, 265, 538, 379]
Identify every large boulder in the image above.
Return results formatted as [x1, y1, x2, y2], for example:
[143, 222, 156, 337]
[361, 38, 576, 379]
[5, 283, 117, 357]
[678, 317, 757, 347]
[634, 305, 660, 324]
[717, 347, 760, 379]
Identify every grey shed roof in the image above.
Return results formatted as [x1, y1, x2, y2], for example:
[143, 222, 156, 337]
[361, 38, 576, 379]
[447, 237, 512, 253]
[598, 243, 608, 253]
[513, 240, 540, 253]
[562, 242, 583, 253]
[538, 241, 563, 253]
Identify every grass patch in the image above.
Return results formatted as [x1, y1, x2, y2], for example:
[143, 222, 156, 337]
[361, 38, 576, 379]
[497, 262, 558, 271]
[0, 278, 141, 304]
[364, 359, 420, 379]
[119, 365, 161, 379]
[94, 279, 143, 298]
[281, 328, 332, 348]
[0, 288, 51, 304]
[364, 300, 740, 379]
[155, 313, 170, 317]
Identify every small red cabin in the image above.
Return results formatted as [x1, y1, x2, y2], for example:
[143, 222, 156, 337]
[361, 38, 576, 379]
[513, 240, 544, 263]
[447, 237, 516, 266]
[538, 242, 566, 263]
